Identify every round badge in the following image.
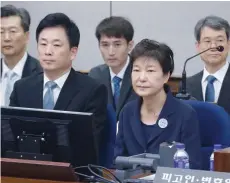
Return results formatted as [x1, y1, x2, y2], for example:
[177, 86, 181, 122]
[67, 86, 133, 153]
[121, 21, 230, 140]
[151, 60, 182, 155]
[158, 118, 168, 129]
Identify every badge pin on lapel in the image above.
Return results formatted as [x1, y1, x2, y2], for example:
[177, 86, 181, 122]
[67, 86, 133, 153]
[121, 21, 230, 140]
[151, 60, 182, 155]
[158, 118, 168, 128]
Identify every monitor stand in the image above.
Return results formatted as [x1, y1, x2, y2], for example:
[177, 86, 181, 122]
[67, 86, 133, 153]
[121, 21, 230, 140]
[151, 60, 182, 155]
[6, 133, 52, 161]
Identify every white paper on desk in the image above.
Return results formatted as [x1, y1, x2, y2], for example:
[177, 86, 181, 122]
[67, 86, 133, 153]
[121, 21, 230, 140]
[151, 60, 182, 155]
[139, 174, 155, 181]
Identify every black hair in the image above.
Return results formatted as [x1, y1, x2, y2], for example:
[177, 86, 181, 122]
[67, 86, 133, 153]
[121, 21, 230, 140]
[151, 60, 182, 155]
[95, 16, 134, 43]
[36, 12, 80, 48]
[130, 39, 174, 75]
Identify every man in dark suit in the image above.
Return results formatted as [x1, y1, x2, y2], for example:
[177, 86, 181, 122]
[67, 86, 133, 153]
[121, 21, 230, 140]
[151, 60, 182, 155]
[186, 15, 230, 114]
[89, 16, 138, 119]
[9, 13, 107, 156]
[1, 5, 42, 106]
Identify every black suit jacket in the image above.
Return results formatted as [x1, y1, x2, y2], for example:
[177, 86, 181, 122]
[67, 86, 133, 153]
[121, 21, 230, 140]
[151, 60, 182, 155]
[186, 65, 230, 114]
[1, 54, 42, 77]
[89, 63, 138, 119]
[9, 68, 108, 153]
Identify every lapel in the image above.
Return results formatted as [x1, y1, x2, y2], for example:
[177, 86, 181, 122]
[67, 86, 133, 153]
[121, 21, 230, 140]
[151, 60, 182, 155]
[218, 65, 230, 105]
[1, 55, 40, 78]
[130, 97, 146, 149]
[101, 66, 113, 106]
[29, 74, 43, 108]
[130, 86, 176, 149]
[116, 63, 132, 116]
[54, 69, 81, 110]
[22, 55, 38, 77]
[190, 71, 204, 101]
[147, 87, 176, 145]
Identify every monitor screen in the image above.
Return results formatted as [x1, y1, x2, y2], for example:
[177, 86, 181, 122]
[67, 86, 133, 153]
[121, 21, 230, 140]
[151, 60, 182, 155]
[1, 106, 98, 167]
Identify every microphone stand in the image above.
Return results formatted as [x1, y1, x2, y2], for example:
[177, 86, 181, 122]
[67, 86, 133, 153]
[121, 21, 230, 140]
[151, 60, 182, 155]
[176, 46, 223, 100]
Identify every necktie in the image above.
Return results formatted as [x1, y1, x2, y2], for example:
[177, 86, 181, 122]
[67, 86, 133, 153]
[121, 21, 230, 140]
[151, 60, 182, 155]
[4, 71, 17, 106]
[112, 76, 122, 108]
[43, 81, 57, 109]
[205, 75, 216, 102]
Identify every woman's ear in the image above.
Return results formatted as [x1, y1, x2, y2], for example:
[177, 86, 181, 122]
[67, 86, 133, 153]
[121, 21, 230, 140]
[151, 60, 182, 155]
[164, 72, 170, 84]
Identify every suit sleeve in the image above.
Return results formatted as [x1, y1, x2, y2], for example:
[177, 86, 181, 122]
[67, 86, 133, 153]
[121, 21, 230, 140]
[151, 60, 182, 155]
[182, 108, 202, 169]
[85, 83, 108, 150]
[114, 108, 128, 158]
[9, 81, 20, 107]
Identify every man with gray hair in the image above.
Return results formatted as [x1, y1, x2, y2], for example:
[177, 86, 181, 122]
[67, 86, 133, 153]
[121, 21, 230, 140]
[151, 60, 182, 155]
[1, 5, 42, 106]
[186, 15, 230, 114]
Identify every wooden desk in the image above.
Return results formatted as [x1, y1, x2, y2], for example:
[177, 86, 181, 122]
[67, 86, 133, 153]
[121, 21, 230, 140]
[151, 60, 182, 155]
[214, 147, 230, 172]
[1, 158, 78, 183]
[168, 76, 181, 95]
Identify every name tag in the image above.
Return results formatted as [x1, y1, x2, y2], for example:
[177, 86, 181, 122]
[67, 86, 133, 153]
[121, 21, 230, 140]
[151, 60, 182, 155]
[154, 167, 230, 183]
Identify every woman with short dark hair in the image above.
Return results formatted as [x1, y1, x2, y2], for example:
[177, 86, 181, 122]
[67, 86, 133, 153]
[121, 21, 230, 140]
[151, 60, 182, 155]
[114, 39, 202, 169]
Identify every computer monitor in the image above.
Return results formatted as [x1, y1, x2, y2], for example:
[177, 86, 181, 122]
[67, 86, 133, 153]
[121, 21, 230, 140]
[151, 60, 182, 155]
[1, 106, 98, 167]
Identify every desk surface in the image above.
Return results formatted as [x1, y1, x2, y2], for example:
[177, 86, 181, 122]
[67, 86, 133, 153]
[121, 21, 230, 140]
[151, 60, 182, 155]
[1, 176, 79, 183]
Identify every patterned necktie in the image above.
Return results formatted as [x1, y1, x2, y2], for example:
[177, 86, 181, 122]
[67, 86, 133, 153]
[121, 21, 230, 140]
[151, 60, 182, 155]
[4, 71, 17, 106]
[205, 75, 216, 102]
[112, 76, 122, 109]
[43, 81, 57, 109]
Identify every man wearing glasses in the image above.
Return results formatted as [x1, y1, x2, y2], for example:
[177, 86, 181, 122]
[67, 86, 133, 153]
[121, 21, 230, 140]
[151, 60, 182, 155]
[89, 16, 138, 119]
[186, 15, 230, 114]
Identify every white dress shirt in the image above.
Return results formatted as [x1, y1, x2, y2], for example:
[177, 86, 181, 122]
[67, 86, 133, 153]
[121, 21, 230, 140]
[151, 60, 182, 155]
[109, 58, 130, 94]
[0, 52, 28, 106]
[201, 61, 229, 103]
[43, 70, 70, 106]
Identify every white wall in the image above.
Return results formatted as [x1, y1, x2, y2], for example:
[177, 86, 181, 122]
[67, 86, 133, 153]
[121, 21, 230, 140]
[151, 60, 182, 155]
[112, 1, 230, 76]
[2, 1, 230, 76]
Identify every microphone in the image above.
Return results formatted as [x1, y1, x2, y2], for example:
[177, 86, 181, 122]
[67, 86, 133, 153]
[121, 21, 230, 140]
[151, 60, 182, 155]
[176, 45, 224, 100]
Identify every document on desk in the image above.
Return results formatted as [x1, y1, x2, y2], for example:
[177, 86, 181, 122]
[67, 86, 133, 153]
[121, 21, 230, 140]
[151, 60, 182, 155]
[139, 174, 155, 181]
[123, 174, 155, 183]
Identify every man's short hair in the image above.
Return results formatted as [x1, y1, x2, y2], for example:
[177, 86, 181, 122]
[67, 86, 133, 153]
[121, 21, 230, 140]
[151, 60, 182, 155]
[95, 16, 134, 43]
[1, 4, 31, 32]
[194, 15, 230, 41]
[36, 12, 80, 48]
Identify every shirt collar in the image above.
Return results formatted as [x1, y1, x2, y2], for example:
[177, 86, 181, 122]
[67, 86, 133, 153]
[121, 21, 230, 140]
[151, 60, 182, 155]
[43, 70, 71, 89]
[2, 52, 28, 78]
[109, 57, 130, 81]
[202, 61, 229, 84]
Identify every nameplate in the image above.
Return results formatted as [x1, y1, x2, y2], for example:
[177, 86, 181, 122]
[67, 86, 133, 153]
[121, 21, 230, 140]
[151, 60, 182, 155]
[154, 167, 230, 183]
